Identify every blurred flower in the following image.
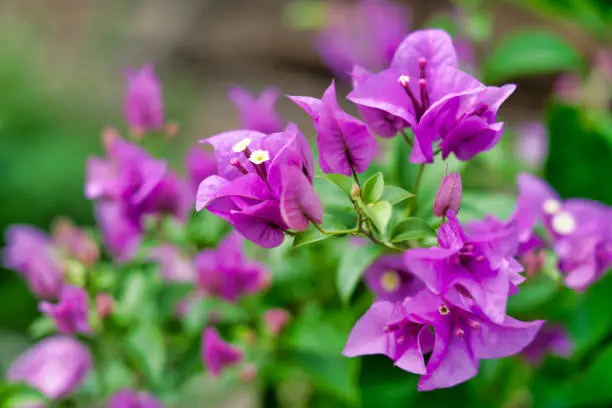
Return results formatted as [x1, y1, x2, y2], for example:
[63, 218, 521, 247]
[228, 87, 284, 133]
[86, 130, 191, 261]
[195, 232, 269, 301]
[343, 290, 543, 391]
[149, 245, 195, 282]
[515, 122, 548, 168]
[7, 336, 91, 400]
[96, 292, 115, 319]
[202, 327, 243, 376]
[263, 308, 291, 336]
[108, 389, 163, 408]
[124, 64, 165, 135]
[39, 285, 92, 334]
[349, 29, 514, 163]
[52, 217, 99, 267]
[3, 225, 65, 299]
[316, 0, 410, 77]
[522, 324, 573, 365]
[186, 146, 217, 195]
[454, 36, 477, 74]
[514, 173, 612, 290]
[554, 73, 581, 104]
[519, 248, 546, 278]
[290, 81, 376, 175]
[433, 172, 462, 218]
[197, 123, 320, 248]
[364, 254, 424, 302]
[404, 210, 522, 323]
[240, 363, 258, 383]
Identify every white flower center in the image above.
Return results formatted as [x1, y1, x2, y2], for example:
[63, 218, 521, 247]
[232, 138, 252, 153]
[542, 199, 561, 215]
[380, 270, 400, 293]
[398, 75, 411, 87]
[552, 211, 576, 235]
[248, 149, 270, 165]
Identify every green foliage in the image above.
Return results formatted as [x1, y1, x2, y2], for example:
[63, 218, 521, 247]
[483, 30, 583, 82]
[362, 172, 385, 204]
[336, 243, 381, 304]
[390, 218, 437, 243]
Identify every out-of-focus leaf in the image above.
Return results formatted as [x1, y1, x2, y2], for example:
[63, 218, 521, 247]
[508, 274, 559, 314]
[460, 192, 516, 222]
[363, 201, 392, 235]
[547, 104, 612, 205]
[292, 214, 351, 249]
[318, 174, 353, 198]
[391, 218, 437, 242]
[0, 382, 49, 407]
[283, 0, 327, 30]
[484, 30, 583, 82]
[380, 186, 414, 205]
[182, 297, 249, 336]
[336, 243, 380, 303]
[362, 172, 384, 204]
[126, 323, 166, 388]
[28, 316, 56, 339]
[570, 345, 612, 406]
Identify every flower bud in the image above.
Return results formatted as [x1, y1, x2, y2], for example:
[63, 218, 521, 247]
[240, 363, 258, 383]
[433, 173, 462, 217]
[96, 292, 115, 319]
[350, 184, 361, 200]
[264, 308, 290, 336]
[7, 336, 92, 400]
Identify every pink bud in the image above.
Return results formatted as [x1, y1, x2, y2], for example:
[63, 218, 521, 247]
[520, 249, 546, 278]
[52, 217, 99, 267]
[264, 308, 290, 336]
[95, 292, 115, 319]
[240, 363, 258, 383]
[433, 173, 462, 218]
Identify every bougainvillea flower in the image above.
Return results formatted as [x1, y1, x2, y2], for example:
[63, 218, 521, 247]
[404, 211, 521, 323]
[433, 172, 462, 217]
[514, 173, 612, 290]
[7, 336, 92, 400]
[316, 0, 410, 76]
[364, 254, 424, 302]
[202, 327, 243, 376]
[124, 64, 165, 134]
[3, 225, 65, 299]
[108, 389, 163, 408]
[343, 300, 434, 375]
[228, 86, 284, 133]
[40, 285, 92, 334]
[140, 171, 192, 222]
[51, 217, 99, 267]
[185, 146, 217, 195]
[149, 245, 195, 282]
[195, 232, 269, 301]
[349, 29, 514, 163]
[344, 290, 543, 391]
[522, 324, 573, 365]
[351, 65, 409, 137]
[94, 200, 142, 262]
[290, 81, 376, 175]
[196, 123, 321, 247]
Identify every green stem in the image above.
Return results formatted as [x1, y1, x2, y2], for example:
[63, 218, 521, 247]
[407, 164, 426, 216]
[401, 130, 414, 147]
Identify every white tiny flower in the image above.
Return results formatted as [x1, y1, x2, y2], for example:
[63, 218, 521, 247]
[248, 149, 270, 165]
[380, 270, 400, 293]
[542, 199, 561, 215]
[232, 138, 252, 153]
[552, 211, 576, 235]
[398, 75, 411, 87]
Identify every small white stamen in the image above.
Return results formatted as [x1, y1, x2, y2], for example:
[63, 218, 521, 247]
[380, 270, 400, 293]
[542, 199, 561, 215]
[232, 138, 252, 153]
[552, 211, 576, 235]
[248, 149, 270, 165]
[398, 75, 410, 88]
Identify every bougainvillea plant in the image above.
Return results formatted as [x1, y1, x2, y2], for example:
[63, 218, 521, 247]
[2, 5, 611, 407]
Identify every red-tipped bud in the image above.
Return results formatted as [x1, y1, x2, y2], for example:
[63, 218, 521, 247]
[95, 293, 115, 319]
[240, 363, 258, 383]
[433, 173, 462, 218]
[520, 249, 546, 278]
[263, 308, 290, 336]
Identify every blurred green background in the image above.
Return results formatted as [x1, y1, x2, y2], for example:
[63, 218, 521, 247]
[0, 0, 611, 407]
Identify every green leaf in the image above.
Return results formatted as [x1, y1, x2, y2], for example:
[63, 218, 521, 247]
[391, 218, 437, 242]
[0, 382, 48, 407]
[336, 243, 380, 303]
[28, 316, 56, 339]
[460, 192, 517, 222]
[484, 30, 583, 82]
[380, 186, 414, 205]
[570, 345, 612, 406]
[363, 201, 393, 235]
[362, 172, 384, 204]
[507, 273, 559, 314]
[126, 323, 166, 387]
[318, 174, 353, 198]
[292, 214, 351, 249]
